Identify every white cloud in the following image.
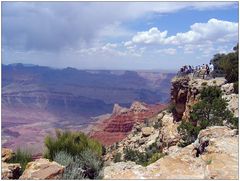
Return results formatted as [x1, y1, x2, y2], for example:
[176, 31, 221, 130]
[132, 28, 168, 44]
[157, 48, 176, 55]
[126, 19, 238, 46]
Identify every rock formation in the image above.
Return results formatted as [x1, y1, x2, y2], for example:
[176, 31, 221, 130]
[103, 111, 180, 162]
[2, 162, 21, 179]
[19, 158, 64, 179]
[1, 148, 21, 179]
[90, 102, 166, 145]
[103, 75, 238, 179]
[103, 126, 238, 179]
[170, 76, 237, 121]
[2, 148, 14, 162]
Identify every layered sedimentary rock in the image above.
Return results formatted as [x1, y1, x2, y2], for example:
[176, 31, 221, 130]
[90, 101, 166, 145]
[103, 111, 180, 162]
[103, 126, 238, 179]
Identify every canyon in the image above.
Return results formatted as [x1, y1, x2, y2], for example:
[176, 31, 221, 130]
[2, 63, 174, 152]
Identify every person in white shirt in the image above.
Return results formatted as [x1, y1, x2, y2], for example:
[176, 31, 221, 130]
[209, 63, 214, 78]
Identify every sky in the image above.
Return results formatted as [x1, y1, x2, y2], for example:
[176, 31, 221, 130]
[2, 1, 239, 70]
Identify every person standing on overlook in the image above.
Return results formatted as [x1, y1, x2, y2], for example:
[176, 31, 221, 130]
[209, 63, 215, 78]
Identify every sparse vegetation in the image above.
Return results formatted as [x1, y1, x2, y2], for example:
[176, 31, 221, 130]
[206, 159, 212, 165]
[113, 152, 122, 163]
[7, 148, 32, 173]
[54, 148, 103, 179]
[178, 86, 238, 147]
[123, 139, 165, 166]
[62, 148, 103, 180]
[54, 151, 74, 167]
[45, 130, 104, 179]
[44, 129, 102, 160]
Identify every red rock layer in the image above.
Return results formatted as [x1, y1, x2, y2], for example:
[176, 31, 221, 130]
[90, 102, 166, 146]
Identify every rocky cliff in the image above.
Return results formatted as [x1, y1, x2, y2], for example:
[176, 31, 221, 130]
[103, 126, 238, 179]
[171, 76, 238, 121]
[102, 75, 239, 179]
[89, 101, 166, 145]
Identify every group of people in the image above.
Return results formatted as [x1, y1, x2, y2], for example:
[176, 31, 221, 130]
[178, 63, 214, 79]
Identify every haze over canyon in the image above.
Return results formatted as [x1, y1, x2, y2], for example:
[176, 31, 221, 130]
[2, 63, 174, 153]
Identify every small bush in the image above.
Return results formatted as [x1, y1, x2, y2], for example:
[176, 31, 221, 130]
[54, 151, 73, 167]
[62, 149, 103, 180]
[44, 130, 102, 160]
[62, 161, 85, 180]
[234, 81, 238, 94]
[123, 141, 164, 166]
[147, 152, 165, 165]
[178, 86, 238, 147]
[124, 148, 138, 162]
[178, 121, 201, 147]
[8, 149, 32, 172]
[113, 152, 122, 163]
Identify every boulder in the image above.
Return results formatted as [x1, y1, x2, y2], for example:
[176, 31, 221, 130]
[103, 126, 238, 179]
[2, 148, 14, 162]
[141, 127, 154, 137]
[160, 114, 180, 146]
[221, 83, 234, 95]
[19, 158, 64, 179]
[102, 161, 145, 179]
[1, 162, 21, 179]
[222, 94, 239, 117]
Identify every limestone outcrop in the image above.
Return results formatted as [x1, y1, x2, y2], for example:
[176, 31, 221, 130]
[170, 75, 238, 121]
[1, 162, 21, 179]
[19, 158, 64, 179]
[103, 126, 238, 179]
[103, 111, 180, 162]
[2, 148, 14, 162]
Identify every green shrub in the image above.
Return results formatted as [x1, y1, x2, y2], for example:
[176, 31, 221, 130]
[178, 121, 201, 147]
[147, 152, 165, 165]
[54, 151, 73, 167]
[178, 86, 238, 147]
[8, 149, 32, 173]
[62, 161, 85, 180]
[211, 44, 238, 82]
[113, 152, 122, 163]
[62, 149, 103, 180]
[234, 81, 238, 94]
[123, 142, 164, 166]
[44, 130, 102, 160]
[123, 148, 138, 162]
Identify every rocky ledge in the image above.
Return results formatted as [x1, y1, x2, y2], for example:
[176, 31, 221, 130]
[103, 126, 238, 179]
